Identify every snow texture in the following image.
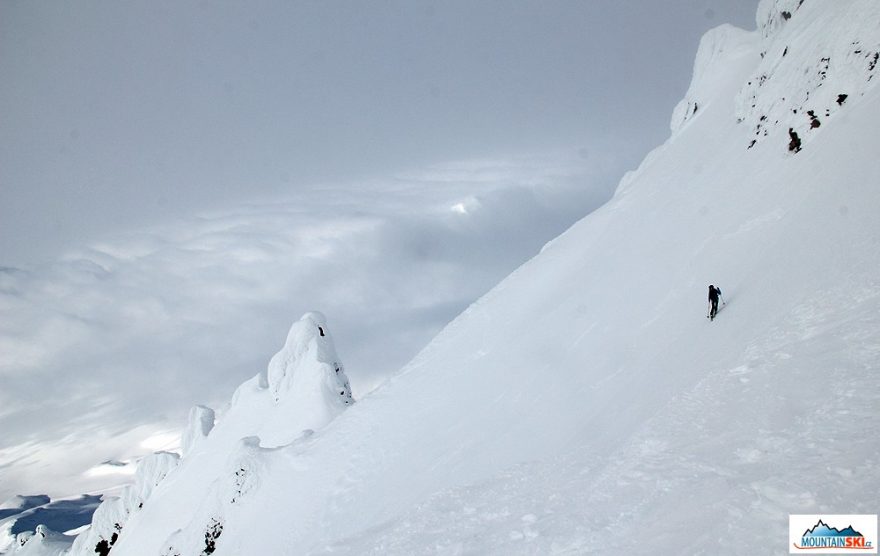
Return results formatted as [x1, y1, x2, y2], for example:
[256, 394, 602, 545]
[28, 2, 880, 554]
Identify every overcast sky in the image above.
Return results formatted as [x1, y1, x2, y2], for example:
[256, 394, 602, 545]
[0, 1, 757, 501]
[1, 0, 757, 264]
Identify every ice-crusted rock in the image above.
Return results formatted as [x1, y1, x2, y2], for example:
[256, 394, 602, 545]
[181, 405, 215, 457]
[68, 452, 179, 556]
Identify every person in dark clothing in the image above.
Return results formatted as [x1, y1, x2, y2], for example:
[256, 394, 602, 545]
[708, 285, 722, 320]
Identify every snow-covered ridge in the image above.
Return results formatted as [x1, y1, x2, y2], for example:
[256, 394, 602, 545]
[60, 312, 353, 556]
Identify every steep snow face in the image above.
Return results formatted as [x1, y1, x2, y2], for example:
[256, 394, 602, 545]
[73, 3, 880, 555]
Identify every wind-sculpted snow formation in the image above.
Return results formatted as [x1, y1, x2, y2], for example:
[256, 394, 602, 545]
[19, 1, 880, 554]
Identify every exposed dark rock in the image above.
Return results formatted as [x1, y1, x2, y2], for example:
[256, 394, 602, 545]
[788, 128, 802, 152]
[202, 519, 223, 555]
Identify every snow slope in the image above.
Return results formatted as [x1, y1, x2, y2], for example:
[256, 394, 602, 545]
[49, 1, 880, 554]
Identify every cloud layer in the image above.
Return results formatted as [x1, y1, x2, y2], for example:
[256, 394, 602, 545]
[0, 151, 613, 500]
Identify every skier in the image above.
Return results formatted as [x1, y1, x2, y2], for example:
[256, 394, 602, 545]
[707, 285, 723, 320]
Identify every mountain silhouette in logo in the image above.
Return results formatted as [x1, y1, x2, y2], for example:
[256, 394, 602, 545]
[802, 520, 864, 538]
